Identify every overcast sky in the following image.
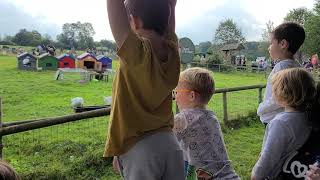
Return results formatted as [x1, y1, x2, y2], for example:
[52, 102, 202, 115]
[0, 0, 315, 44]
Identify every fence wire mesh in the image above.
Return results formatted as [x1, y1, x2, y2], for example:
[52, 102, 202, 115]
[3, 117, 110, 179]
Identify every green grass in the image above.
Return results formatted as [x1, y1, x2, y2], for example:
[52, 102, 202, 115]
[0, 55, 266, 179]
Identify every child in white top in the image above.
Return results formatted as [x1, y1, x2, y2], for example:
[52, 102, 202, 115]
[258, 22, 305, 124]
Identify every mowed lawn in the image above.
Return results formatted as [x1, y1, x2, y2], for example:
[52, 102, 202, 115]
[0, 55, 266, 179]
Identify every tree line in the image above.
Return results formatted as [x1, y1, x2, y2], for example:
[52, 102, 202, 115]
[197, 0, 320, 63]
[0, 21, 116, 52]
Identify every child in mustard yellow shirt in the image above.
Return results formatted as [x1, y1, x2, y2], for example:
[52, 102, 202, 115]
[105, 0, 184, 179]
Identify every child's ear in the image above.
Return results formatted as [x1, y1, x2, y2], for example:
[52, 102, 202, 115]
[280, 39, 289, 49]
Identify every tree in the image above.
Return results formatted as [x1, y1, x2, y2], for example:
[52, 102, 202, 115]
[41, 34, 53, 45]
[0, 35, 16, 46]
[11, 29, 43, 46]
[214, 19, 246, 45]
[57, 22, 95, 50]
[316, 0, 320, 14]
[258, 21, 274, 58]
[30, 30, 42, 46]
[198, 41, 212, 54]
[284, 7, 313, 26]
[77, 22, 95, 49]
[261, 20, 274, 42]
[304, 2, 320, 56]
[99, 40, 117, 51]
[12, 29, 33, 46]
[3, 35, 13, 42]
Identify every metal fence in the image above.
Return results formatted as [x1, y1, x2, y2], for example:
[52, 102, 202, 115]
[189, 61, 320, 81]
[0, 84, 265, 178]
[189, 62, 272, 75]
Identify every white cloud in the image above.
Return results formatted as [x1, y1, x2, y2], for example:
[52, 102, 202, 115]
[176, 0, 225, 26]
[4, 0, 112, 40]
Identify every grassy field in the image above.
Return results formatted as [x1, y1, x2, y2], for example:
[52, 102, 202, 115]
[0, 55, 266, 179]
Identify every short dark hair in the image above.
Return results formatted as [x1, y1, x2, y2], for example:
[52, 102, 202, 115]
[125, 0, 170, 36]
[272, 22, 305, 55]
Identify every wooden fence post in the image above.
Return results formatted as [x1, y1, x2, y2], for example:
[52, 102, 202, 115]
[223, 92, 228, 125]
[0, 98, 3, 159]
[258, 87, 263, 104]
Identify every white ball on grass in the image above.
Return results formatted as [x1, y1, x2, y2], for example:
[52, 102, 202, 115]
[104, 96, 112, 106]
[71, 97, 84, 108]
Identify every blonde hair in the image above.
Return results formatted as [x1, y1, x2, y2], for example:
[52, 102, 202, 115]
[180, 67, 215, 104]
[272, 68, 317, 111]
[0, 161, 20, 180]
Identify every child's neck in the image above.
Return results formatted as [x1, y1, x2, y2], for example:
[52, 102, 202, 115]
[185, 104, 207, 110]
[276, 53, 294, 62]
[285, 106, 299, 112]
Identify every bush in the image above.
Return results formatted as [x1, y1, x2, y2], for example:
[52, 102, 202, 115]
[0, 41, 16, 46]
[207, 52, 224, 65]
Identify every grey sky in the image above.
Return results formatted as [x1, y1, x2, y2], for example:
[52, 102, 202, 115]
[0, 0, 315, 44]
[0, 0, 60, 40]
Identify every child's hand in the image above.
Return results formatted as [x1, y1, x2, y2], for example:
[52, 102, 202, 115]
[196, 169, 213, 180]
[307, 165, 320, 180]
[112, 156, 120, 174]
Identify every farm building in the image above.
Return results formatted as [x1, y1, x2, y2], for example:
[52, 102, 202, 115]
[97, 55, 112, 70]
[77, 53, 102, 71]
[57, 54, 76, 68]
[17, 52, 38, 71]
[221, 43, 245, 65]
[38, 53, 58, 71]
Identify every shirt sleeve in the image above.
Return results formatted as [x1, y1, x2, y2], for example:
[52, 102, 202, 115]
[117, 30, 151, 66]
[257, 65, 283, 121]
[173, 113, 188, 141]
[252, 120, 291, 179]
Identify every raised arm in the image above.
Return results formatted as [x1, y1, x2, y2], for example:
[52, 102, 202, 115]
[168, 0, 177, 33]
[107, 0, 130, 48]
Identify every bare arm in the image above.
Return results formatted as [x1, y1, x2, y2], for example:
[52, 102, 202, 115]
[168, 0, 177, 33]
[107, 0, 130, 48]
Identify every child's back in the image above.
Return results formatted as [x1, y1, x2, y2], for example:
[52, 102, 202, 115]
[175, 108, 239, 179]
[173, 68, 239, 179]
[252, 68, 317, 179]
[105, 0, 184, 179]
[253, 111, 311, 179]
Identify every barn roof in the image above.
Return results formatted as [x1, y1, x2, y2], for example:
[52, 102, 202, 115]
[38, 53, 50, 59]
[221, 43, 245, 51]
[17, 52, 36, 59]
[77, 53, 97, 60]
[97, 55, 111, 61]
[57, 54, 76, 60]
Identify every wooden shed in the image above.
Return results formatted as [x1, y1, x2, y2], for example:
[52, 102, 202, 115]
[221, 43, 245, 64]
[97, 55, 112, 70]
[17, 52, 38, 71]
[77, 53, 102, 71]
[57, 54, 76, 68]
[38, 53, 58, 71]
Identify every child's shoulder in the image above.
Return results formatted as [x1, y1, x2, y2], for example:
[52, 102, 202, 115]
[275, 59, 300, 71]
[176, 108, 216, 122]
[271, 112, 306, 127]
